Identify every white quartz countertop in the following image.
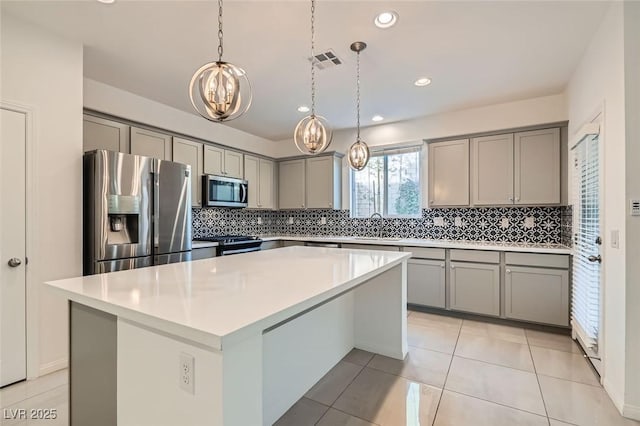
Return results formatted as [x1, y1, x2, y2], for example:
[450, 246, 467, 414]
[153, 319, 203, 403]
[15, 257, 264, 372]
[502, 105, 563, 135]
[46, 246, 410, 350]
[257, 235, 572, 255]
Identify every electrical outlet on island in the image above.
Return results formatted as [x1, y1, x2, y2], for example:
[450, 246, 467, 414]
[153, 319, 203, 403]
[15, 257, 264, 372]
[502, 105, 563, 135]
[179, 352, 195, 395]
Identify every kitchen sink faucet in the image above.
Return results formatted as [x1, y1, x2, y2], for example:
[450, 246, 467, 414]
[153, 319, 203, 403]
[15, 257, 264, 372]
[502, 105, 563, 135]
[370, 212, 384, 238]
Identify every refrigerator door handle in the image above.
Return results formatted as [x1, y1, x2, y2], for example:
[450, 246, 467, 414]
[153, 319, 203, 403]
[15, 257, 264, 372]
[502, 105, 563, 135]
[153, 171, 160, 249]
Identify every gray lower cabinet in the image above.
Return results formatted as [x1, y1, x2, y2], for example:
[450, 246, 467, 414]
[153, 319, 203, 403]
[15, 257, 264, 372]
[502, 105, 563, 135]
[449, 262, 500, 316]
[261, 241, 283, 250]
[282, 241, 305, 247]
[191, 247, 217, 260]
[407, 259, 446, 308]
[505, 266, 569, 326]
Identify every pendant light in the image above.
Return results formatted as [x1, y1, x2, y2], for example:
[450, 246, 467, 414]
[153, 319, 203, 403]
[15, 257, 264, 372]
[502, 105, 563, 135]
[347, 41, 370, 171]
[189, 0, 252, 122]
[294, 0, 333, 155]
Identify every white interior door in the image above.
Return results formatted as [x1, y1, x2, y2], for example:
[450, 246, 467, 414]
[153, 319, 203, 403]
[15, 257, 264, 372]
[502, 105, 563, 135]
[571, 124, 602, 375]
[0, 107, 27, 387]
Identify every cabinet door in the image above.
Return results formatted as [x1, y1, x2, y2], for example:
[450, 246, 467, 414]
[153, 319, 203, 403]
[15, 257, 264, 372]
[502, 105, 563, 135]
[450, 262, 500, 316]
[258, 159, 275, 209]
[244, 155, 260, 208]
[203, 145, 224, 175]
[505, 266, 569, 326]
[83, 114, 129, 153]
[407, 259, 446, 308]
[514, 128, 560, 205]
[306, 156, 333, 208]
[279, 159, 305, 209]
[428, 139, 469, 206]
[472, 134, 514, 205]
[173, 137, 203, 207]
[191, 247, 217, 260]
[224, 150, 244, 179]
[130, 127, 172, 160]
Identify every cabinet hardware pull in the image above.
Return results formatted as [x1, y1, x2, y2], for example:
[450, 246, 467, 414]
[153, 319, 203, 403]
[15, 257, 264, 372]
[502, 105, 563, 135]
[515, 197, 520, 202]
[440, 263, 445, 268]
[508, 197, 513, 201]
[506, 269, 511, 273]
[430, 200, 434, 204]
[450, 264, 455, 269]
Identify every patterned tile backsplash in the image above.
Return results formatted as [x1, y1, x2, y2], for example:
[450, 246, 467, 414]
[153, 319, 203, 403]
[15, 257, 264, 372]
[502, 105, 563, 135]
[193, 206, 570, 245]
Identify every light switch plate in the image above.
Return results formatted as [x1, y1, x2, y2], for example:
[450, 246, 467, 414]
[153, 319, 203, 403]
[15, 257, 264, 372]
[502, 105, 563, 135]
[454, 217, 462, 227]
[320, 217, 327, 225]
[288, 217, 294, 225]
[501, 218, 509, 229]
[631, 200, 640, 216]
[611, 230, 620, 248]
[434, 217, 445, 227]
[257, 217, 263, 225]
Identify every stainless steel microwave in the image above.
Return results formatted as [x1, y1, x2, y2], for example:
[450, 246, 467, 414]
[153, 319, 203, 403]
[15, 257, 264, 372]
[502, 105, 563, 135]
[203, 175, 248, 208]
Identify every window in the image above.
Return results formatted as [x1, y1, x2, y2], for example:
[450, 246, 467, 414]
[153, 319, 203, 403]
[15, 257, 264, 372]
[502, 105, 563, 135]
[351, 146, 422, 218]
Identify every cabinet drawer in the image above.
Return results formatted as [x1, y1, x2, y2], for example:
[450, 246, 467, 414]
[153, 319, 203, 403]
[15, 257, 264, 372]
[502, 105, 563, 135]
[450, 262, 500, 316]
[408, 259, 446, 308]
[450, 249, 499, 264]
[341, 243, 400, 252]
[505, 266, 569, 326]
[403, 247, 445, 260]
[505, 252, 569, 269]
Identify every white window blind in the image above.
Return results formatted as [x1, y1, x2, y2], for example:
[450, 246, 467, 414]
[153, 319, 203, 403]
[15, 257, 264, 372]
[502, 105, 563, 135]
[571, 133, 600, 352]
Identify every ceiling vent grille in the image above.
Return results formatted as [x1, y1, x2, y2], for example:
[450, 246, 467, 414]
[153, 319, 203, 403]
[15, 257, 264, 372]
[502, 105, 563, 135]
[308, 49, 342, 70]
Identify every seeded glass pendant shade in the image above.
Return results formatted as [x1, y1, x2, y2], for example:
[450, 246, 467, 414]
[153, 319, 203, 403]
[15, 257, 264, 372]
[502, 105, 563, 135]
[294, 0, 333, 155]
[348, 41, 371, 171]
[189, 0, 252, 122]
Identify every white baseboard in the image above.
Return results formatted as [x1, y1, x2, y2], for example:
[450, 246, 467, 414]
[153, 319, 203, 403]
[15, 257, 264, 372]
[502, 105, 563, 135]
[623, 404, 640, 421]
[603, 378, 625, 413]
[39, 358, 68, 377]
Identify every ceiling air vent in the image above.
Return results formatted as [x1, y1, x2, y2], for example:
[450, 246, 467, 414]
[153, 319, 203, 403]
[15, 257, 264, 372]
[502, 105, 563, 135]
[308, 49, 342, 70]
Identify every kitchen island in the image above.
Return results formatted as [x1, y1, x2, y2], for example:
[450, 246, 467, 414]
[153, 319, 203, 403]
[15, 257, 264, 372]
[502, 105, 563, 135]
[45, 246, 410, 426]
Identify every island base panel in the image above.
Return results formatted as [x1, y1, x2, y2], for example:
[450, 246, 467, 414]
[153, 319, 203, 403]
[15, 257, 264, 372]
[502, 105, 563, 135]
[69, 302, 117, 426]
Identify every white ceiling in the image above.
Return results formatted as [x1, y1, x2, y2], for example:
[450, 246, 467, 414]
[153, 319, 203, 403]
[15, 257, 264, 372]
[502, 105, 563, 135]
[3, 1, 610, 141]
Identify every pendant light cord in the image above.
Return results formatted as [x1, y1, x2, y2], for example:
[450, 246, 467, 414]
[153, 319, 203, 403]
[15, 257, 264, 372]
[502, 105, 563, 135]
[356, 49, 361, 142]
[218, 0, 224, 62]
[310, 0, 316, 116]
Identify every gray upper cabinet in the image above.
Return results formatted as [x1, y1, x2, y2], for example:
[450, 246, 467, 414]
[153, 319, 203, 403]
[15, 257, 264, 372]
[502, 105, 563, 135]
[130, 126, 172, 160]
[514, 128, 560, 205]
[83, 114, 130, 153]
[204, 145, 244, 179]
[245, 155, 275, 209]
[472, 133, 514, 205]
[449, 261, 500, 316]
[278, 154, 342, 210]
[172, 137, 203, 207]
[472, 128, 561, 206]
[306, 155, 341, 209]
[428, 139, 470, 207]
[279, 159, 306, 209]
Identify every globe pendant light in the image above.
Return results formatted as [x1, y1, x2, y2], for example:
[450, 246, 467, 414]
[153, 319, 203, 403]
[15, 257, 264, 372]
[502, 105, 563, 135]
[189, 0, 252, 122]
[294, 0, 332, 155]
[348, 41, 371, 171]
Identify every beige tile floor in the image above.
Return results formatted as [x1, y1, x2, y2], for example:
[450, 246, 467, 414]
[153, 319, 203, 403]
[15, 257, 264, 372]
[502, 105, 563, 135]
[1, 311, 638, 426]
[277, 311, 640, 426]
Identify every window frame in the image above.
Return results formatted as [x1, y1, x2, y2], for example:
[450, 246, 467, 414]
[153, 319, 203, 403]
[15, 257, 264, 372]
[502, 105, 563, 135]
[350, 144, 423, 219]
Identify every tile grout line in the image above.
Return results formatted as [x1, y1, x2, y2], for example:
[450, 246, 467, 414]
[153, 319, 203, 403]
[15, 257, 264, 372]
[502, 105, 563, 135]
[431, 318, 464, 425]
[526, 331, 552, 425]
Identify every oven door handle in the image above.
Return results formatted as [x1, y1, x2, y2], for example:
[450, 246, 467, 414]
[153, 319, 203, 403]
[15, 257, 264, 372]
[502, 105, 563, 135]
[221, 246, 261, 256]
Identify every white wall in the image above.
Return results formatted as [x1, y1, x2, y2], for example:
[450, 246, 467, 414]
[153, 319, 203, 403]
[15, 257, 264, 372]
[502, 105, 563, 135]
[623, 1, 640, 419]
[274, 93, 567, 210]
[566, 2, 629, 415]
[84, 78, 280, 158]
[1, 14, 83, 375]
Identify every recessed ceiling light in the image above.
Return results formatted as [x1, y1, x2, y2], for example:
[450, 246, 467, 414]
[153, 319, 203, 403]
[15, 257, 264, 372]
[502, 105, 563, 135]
[372, 115, 384, 122]
[374, 11, 398, 29]
[97, 0, 116, 3]
[414, 77, 432, 87]
[297, 105, 310, 113]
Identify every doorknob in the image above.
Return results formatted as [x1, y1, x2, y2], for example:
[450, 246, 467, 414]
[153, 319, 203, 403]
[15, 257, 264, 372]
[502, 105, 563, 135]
[588, 255, 602, 263]
[7, 258, 22, 267]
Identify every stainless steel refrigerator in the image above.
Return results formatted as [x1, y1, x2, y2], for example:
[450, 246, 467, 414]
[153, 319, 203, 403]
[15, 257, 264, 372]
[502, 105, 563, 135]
[83, 150, 192, 275]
